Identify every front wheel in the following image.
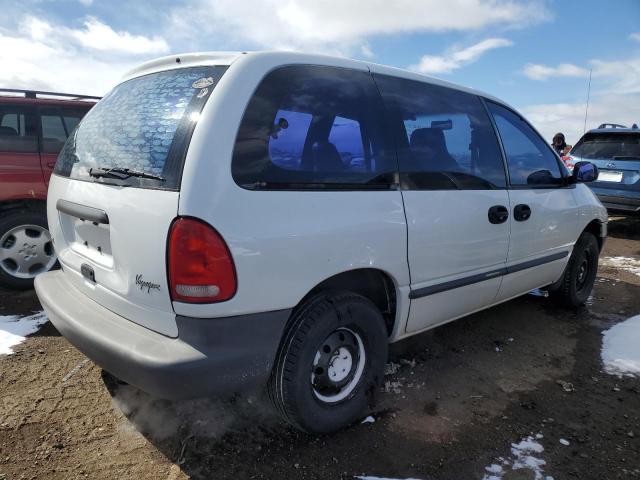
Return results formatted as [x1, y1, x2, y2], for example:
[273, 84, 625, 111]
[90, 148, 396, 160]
[550, 232, 599, 307]
[269, 291, 388, 434]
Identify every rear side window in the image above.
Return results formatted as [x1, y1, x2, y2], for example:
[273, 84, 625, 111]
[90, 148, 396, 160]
[40, 108, 89, 154]
[0, 105, 38, 153]
[572, 132, 640, 160]
[488, 102, 563, 187]
[55, 66, 226, 190]
[41, 110, 67, 154]
[373, 74, 506, 190]
[233, 65, 395, 190]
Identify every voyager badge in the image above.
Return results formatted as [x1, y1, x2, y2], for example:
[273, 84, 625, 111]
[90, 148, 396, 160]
[135, 274, 160, 293]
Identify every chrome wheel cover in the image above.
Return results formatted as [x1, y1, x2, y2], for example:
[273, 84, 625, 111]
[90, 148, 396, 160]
[0, 225, 56, 279]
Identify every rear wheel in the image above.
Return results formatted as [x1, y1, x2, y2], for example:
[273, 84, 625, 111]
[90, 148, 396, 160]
[550, 232, 599, 307]
[269, 291, 388, 434]
[0, 210, 56, 290]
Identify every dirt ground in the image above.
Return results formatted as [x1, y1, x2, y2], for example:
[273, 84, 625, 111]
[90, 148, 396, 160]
[1, 218, 640, 480]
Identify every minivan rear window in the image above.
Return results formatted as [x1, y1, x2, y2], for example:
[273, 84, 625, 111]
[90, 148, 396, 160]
[55, 66, 226, 190]
[572, 132, 640, 160]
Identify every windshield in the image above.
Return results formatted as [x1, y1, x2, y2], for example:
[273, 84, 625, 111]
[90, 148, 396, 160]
[54, 66, 227, 190]
[571, 132, 640, 160]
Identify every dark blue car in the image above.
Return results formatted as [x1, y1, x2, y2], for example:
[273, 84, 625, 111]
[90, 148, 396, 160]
[566, 124, 640, 215]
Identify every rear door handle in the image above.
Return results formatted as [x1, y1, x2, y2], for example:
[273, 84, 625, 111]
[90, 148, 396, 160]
[514, 204, 532, 222]
[56, 199, 109, 224]
[488, 205, 509, 224]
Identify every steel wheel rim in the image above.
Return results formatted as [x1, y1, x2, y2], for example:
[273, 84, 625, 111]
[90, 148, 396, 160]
[576, 249, 591, 291]
[0, 224, 56, 279]
[311, 327, 366, 403]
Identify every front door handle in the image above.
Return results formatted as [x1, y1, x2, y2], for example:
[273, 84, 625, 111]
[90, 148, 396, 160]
[488, 205, 509, 224]
[514, 204, 532, 221]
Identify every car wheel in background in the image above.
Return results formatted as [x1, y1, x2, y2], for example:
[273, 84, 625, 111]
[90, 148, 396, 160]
[0, 209, 57, 290]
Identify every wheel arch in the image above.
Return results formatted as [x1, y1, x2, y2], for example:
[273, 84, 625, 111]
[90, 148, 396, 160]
[296, 268, 398, 337]
[582, 218, 606, 251]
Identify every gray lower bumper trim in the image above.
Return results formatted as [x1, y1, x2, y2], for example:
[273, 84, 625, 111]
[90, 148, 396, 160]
[35, 271, 291, 400]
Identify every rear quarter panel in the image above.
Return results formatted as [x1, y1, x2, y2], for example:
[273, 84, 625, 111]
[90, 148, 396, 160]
[175, 53, 411, 320]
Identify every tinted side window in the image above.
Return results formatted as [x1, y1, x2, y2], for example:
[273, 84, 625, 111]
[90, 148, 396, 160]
[487, 102, 563, 187]
[328, 116, 366, 171]
[268, 110, 313, 170]
[374, 74, 506, 190]
[0, 105, 38, 153]
[41, 109, 68, 154]
[233, 65, 395, 189]
[61, 109, 88, 135]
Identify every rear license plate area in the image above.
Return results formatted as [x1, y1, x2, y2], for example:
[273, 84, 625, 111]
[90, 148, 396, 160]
[59, 213, 113, 268]
[599, 171, 623, 182]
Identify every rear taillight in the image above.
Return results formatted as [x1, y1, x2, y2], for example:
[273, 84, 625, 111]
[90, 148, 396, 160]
[168, 217, 236, 303]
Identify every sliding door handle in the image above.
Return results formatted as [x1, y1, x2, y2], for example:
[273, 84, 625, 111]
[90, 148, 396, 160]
[488, 205, 509, 224]
[514, 204, 532, 221]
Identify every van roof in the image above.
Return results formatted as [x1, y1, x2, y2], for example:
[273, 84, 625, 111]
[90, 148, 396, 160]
[121, 51, 506, 106]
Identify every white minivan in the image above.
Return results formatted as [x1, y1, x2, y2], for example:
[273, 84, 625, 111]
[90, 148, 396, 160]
[35, 51, 607, 433]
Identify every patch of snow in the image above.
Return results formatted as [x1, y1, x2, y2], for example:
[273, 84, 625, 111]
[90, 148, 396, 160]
[601, 256, 640, 276]
[0, 311, 49, 355]
[601, 314, 640, 378]
[399, 358, 416, 368]
[361, 416, 375, 424]
[384, 362, 401, 376]
[529, 288, 549, 297]
[482, 434, 551, 480]
[559, 438, 570, 446]
[383, 380, 403, 394]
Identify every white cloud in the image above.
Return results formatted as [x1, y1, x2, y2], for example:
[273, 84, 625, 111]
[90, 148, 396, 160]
[522, 63, 589, 81]
[522, 93, 640, 146]
[0, 15, 167, 95]
[169, 0, 549, 55]
[520, 55, 640, 144]
[591, 58, 640, 94]
[78, 0, 93, 5]
[630, 32, 640, 42]
[521, 57, 640, 94]
[409, 38, 513, 74]
[70, 17, 168, 55]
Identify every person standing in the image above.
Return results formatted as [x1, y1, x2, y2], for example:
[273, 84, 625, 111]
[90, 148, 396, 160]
[552, 132, 570, 156]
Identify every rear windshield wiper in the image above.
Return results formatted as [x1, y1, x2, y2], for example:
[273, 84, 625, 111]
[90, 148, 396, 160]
[89, 167, 166, 182]
[613, 156, 640, 160]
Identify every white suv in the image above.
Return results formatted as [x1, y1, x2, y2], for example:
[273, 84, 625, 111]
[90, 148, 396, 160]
[35, 52, 607, 433]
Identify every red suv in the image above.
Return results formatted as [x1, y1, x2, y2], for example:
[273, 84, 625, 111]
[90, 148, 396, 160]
[0, 89, 98, 289]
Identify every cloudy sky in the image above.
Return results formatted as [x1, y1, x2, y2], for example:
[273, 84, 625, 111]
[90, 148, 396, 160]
[1, 0, 638, 144]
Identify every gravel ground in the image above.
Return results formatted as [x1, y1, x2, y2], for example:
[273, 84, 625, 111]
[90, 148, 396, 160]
[1, 217, 639, 480]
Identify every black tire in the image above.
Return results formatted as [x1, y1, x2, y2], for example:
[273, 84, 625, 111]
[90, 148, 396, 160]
[0, 209, 56, 290]
[269, 291, 388, 434]
[550, 232, 599, 307]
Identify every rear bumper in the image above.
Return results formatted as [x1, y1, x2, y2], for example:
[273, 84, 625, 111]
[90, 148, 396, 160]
[590, 189, 640, 215]
[34, 270, 290, 400]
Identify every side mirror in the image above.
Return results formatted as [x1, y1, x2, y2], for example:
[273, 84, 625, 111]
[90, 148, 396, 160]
[571, 161, 598, 183]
